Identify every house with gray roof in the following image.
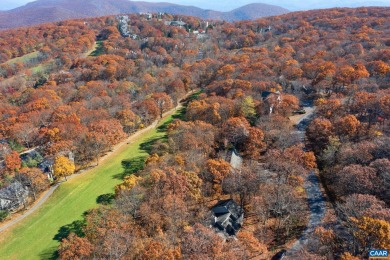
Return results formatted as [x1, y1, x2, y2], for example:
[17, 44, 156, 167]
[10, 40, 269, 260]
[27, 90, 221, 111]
[211, 199, 244, 236]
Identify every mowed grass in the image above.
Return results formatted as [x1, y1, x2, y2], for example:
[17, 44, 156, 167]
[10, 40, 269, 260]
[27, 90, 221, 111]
[89, 40, 104, 57]
[0, 115, 176, 260]
[31, 63, 47, 74]
[4, 51, 39, 65]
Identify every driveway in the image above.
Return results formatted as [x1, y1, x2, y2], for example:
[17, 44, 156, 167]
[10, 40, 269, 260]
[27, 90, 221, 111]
[286, 106, 327, 257]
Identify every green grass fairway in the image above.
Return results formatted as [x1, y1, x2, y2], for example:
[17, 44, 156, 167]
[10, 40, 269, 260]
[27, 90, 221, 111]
[0, 115, 176, 260]
[89, 41, 104, 57]
[5, 51, 39, 65]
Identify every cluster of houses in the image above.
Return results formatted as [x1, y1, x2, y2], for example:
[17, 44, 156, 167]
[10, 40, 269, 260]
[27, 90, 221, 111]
[118, 13, 211, 42]
[117, 15, 139, 39]
[139, 12, 164, 20]
[1, 12, 247, 235]
[0, 148, 74, 212]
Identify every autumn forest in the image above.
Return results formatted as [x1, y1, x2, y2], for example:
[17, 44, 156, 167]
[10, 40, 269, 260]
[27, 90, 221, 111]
[0, 6, 389, 259]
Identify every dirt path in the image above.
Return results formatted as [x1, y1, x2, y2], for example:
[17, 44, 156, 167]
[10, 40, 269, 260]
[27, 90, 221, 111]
[0, 97, 187, 233]
[285, 106, 327, 257]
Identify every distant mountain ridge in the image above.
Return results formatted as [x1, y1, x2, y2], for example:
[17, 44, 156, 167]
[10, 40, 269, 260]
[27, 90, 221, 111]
[0, 0, 289, 29]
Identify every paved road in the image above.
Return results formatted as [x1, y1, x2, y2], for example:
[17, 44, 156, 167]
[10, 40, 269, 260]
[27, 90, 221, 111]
[285, 106, 327, 258]
[0, 95, 189, 233]
[286, 171, 326, 257]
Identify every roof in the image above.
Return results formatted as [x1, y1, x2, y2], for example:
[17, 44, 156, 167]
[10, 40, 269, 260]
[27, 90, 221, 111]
[212, 206, 229, 215]
[213, 199, 234, 209]
[170, 21, 186, 26]
[230, 150, 242, 169]
[261, 91, 280, 99]
[215, 213, 230, 226]
[212, 199, 244, 236]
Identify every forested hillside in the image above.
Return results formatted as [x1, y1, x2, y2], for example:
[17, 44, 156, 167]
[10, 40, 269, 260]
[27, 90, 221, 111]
[0, 0, 288, 29]
[0, 7, 389, 259]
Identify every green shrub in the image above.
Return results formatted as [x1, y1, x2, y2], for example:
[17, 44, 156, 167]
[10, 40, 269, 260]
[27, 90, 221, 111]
[0, 210, 9, 222]
[22, 153, 43, 168]
[8, 140, 25, 153]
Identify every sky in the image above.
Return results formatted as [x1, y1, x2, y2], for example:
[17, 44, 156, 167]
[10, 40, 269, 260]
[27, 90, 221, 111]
[1, 0, 389, 11]
[1, 0, 31, 10]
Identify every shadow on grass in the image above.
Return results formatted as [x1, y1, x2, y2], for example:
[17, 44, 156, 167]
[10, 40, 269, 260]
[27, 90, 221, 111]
[157, 122, 170, 133]
[39, 246, 59, 260]
[89, 40, 104, 57]
[112, 156, 146, 180]
[157, 107, 186, 133]
[113, 106, 188, 180]
[180, 90, 203, 105]
[48, 213, 89, 259]
[96, 193, 115, 205]
[53, 219, 86, 242]
[139, 136, 166, 153]
[173, 107, 186, 120]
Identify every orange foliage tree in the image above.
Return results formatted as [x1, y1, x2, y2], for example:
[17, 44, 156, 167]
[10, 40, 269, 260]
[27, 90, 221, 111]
[206, 158, 231, 194]
[5, 151, 22, 174]
[58, 233, 94, 259]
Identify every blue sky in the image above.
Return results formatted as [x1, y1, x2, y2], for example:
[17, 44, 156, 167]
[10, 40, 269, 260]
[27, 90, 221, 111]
[1, 0, 31, 10]
[1, 0, 389, 11]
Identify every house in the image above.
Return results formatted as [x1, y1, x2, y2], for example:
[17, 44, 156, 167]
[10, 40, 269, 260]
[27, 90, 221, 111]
[118, 16, 131, 37]
[261, 90, 280, 100]
[196, 33, 210, 40]
[171, 21, 186, 27]
[165, 21, 187, 27]
[139, 12, 153, 20]
[261, 91, 281, 114]
[118, 15, 129, 22]
[212, 199, 244, 236]
[38, 157, 54, 179]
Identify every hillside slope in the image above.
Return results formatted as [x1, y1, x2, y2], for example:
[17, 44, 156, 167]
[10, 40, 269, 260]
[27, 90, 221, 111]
[0, 0, 288, 29]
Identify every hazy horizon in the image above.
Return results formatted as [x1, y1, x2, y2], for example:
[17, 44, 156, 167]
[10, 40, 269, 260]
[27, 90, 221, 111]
[1, 0, 390, 11]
